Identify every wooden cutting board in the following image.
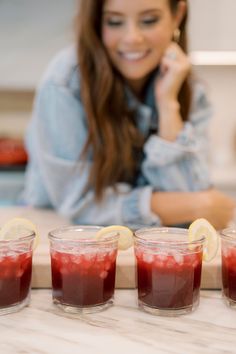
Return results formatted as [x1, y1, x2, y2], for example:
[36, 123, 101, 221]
[0, 207, 222, 289]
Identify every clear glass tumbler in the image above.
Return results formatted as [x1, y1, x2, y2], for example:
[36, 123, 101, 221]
[134, 227, 205, 316]
[220, 228, 236, 308]
[0, 231, 35, 314]
[48, 226, 119, 313]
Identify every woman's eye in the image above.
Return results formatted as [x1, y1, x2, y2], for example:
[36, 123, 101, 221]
[105, 18, 123, 27]
[141, 17, 159, 26]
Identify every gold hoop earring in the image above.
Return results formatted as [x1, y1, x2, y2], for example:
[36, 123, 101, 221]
[173, 28, 181, 43]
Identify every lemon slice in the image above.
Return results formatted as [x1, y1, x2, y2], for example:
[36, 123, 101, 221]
[0, 217, 39, 249]
[96, 225, 133, 250]
[188, 218, 219, 262]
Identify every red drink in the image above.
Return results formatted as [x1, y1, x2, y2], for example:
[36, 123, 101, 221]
[222, 246, 236, 303]
[49, 226, 119, 313]
[134, 227, 204, 316]
[50, 249, 117, 307]
[0, 251, 32, 308]
[135, 250, 202, 309]
[220, 228, 236, 308]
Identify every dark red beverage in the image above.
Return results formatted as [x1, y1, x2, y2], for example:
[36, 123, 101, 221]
[0, 251, 32, 308]
[50, 249, 117, 307]
[135, 249, 202, 311]
[222, 246, 236, 302]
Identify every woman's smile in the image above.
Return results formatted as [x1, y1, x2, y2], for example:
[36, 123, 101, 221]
[118, 49, 151, 62]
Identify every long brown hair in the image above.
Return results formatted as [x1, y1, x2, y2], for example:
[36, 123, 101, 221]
[77, 0, 191, 200]
[169, 0, 192, 122]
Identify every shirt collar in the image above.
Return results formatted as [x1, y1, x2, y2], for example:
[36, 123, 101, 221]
[125, 72, 159, 136]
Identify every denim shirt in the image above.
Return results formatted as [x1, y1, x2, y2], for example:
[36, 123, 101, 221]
[22, 46, 212, 228]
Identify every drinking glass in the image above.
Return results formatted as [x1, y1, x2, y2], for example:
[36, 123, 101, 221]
[0, 231, 35, 314]
[48, 226, 119, 313]
[134, 227, 205, 316]
[220, 228, 236, 308]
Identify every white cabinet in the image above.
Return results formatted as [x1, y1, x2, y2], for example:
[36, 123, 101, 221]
[188, 0, 236, 189]
[189, 0, 236, 51]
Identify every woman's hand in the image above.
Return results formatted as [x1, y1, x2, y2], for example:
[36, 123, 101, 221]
[151, 189, 235, 230]
[154, 42, 191, 142]
[195, 189, 236, 230]
[155, 42, 191, 103]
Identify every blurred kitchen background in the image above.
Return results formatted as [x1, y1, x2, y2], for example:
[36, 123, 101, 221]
[0, 0, 236, 205]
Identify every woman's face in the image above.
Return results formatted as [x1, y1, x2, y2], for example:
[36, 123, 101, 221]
[102, 0, 181, 89]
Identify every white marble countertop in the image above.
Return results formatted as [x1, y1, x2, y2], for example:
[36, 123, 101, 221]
[0, 290, 235, 354]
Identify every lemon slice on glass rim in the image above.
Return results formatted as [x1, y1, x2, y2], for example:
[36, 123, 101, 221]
[0, 217, 39, 249]
[188, 218, 219, 262]
[96, 225, 133, 250]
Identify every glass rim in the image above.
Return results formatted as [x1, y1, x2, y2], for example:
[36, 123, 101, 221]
[134, 227, 205, 246]
[220, 227, 236, 241]
[0, 231, 35, 244]
[48, 225, 119, 244]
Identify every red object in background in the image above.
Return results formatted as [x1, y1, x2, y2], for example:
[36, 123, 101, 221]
[0, 138, 28, 165]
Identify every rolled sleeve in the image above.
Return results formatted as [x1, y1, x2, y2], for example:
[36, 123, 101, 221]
[141, 82, 213, 192]
[121, 186, 161, 228]
[143, 128, 199, 167]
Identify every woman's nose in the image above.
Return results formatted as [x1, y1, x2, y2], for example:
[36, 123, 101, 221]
[123, 22, 144, 45]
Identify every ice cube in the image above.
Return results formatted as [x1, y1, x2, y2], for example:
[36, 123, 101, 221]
[97, 252, 106, 262]
[60, 267, 69, 275]
[154, 257, 164, 268]
[16, 269, 24, 277]
[71, 255, 82, 264]
[108, 250, 117, 262]
[143, 253, 154, 264]
[166, 257, 176, 268]
[84, 253, 94, 262]
[104, 261, 111, 271]
[7, 251, 17, 259]
[222, 247, 229, 258]
[61, 256, 69, 264]
[192, 259, 199, 268]
[99, 270, 108, 279]
[134, 248, 142, 260]
[173, 253, 184, 265]
[158, 253, 168, 262]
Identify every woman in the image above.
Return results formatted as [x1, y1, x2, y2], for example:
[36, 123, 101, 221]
[22, 0, 235, 229]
